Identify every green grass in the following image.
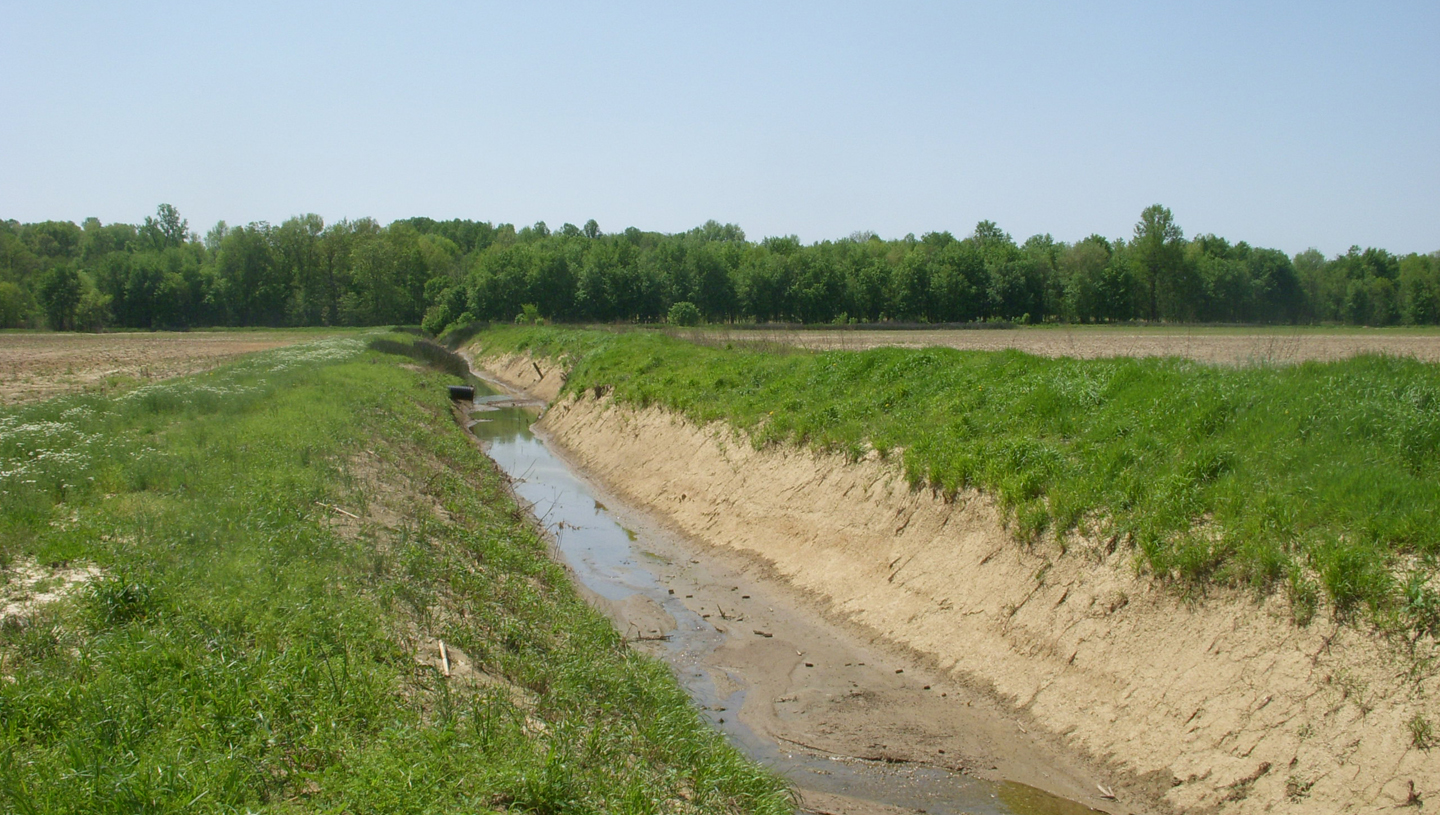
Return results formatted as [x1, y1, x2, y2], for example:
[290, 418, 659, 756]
[476, 326, 1440, 639]
[936, 324, 1440, 335]
[0, 333, 790, 814]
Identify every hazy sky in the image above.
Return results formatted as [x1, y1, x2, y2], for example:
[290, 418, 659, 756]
[3, 1, 1436, 255]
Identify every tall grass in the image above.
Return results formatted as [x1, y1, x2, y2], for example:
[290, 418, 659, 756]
[367, 335, 474, 381]
[478, 326, 1440, 638]
[0, 333, 790, 814]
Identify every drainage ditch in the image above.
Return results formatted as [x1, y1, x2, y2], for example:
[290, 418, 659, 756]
[455, 370, 1108, 815]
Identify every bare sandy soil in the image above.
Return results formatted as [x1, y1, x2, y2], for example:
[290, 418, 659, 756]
[691, 327, 1440, 366]
[587, 477, 1123, 815]
[481, 350, 1439, 815]
[0, 331, 338, 405]
[0, 558, 101, 631]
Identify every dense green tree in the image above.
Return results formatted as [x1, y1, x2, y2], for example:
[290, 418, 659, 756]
[971, 220, 1012, 258]
[1248, 246, 1302, 323]
[81, 217, 137, 261]
[928, 241, 987, 321]
[0, 281, 31, 328]
[74, 278, 111, 332]
[122, 252, 168, 327]
[575, 242, 621, 321]
[1132, 204, 1186, 321]
[26, 221, 83, 260]
[648, 240, 693, 307]
[609, 248, 665, 321]
[530, 251, 578, 320]
[1400, 253, 1440, 325]
[216, 223, 287, 325]
[1060, 235, 1111, 321]
[736, 248, 790, 323]
[690, 220, 746, 243]
[38, 265, 83, 330]
[140, 204, 188, 252]
[1021, 234, 1065, 319]
[0, 224, 41, 288]
[988, 258, 1047, 322]
[690, 242, 739, 322]
[796, 252, 847, 323]
[889, 249, 930, 320]
[844, 253, 891, 321]
[204, 221, 230, 255]
[1292, 248, 1332, 322]
[470, 244, 537, 323]
[276, 214, 326, 325]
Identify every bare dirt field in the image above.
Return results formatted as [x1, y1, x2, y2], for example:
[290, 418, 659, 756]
[0, 330, 343, 406]
[701, 326, 1440, 366]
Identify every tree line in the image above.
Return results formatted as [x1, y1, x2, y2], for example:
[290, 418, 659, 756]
[2, 204, 1437, 332]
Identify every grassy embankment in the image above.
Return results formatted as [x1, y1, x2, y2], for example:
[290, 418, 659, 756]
[473, 325, 1440, 643]
[0, 333, 790, 814]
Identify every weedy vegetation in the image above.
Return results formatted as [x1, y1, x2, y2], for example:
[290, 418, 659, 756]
[478, 326, 1440, 644]
[0, 332, 790, 814]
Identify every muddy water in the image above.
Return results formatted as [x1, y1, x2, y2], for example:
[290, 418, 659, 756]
[464, 382, 1103, 815]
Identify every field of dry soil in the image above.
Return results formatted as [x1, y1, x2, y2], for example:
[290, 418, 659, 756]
[0, 331, 341, 405]
[702, 326, 1440, 366]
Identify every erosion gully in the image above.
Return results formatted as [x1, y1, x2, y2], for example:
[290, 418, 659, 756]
[458, 371, 1111, 815]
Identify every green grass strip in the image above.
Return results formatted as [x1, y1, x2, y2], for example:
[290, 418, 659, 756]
[0, 333, 791, 814]
[478, 326, 1440, 638]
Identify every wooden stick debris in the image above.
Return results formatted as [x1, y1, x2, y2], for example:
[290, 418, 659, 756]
[439, 640, 450, 677]
[315, 501, 359, 520]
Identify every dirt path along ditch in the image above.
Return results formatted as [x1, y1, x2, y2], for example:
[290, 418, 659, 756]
[458, 356, 1121, 815]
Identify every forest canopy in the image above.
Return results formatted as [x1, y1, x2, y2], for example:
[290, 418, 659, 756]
[2, 205, 1437, 332]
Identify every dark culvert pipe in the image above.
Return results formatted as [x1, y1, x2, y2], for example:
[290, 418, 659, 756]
[448, 385, 476, 401]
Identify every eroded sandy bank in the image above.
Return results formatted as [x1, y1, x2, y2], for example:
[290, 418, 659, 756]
[478, 350, 1438, 814]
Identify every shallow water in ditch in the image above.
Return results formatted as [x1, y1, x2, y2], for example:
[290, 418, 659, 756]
[463, 382, 1102, 815]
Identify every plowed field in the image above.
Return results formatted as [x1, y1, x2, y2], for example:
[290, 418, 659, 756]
[713, 326, 1440, 365]
[0, 331, 343, 405]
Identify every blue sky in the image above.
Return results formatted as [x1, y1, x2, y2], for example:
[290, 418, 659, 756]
[2, 1, 1436, 255]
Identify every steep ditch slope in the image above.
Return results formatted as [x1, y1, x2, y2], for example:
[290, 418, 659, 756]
[479, 350, 1438, 815]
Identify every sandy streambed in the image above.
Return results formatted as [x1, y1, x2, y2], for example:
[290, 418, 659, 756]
[477, 351, 1438, 815]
